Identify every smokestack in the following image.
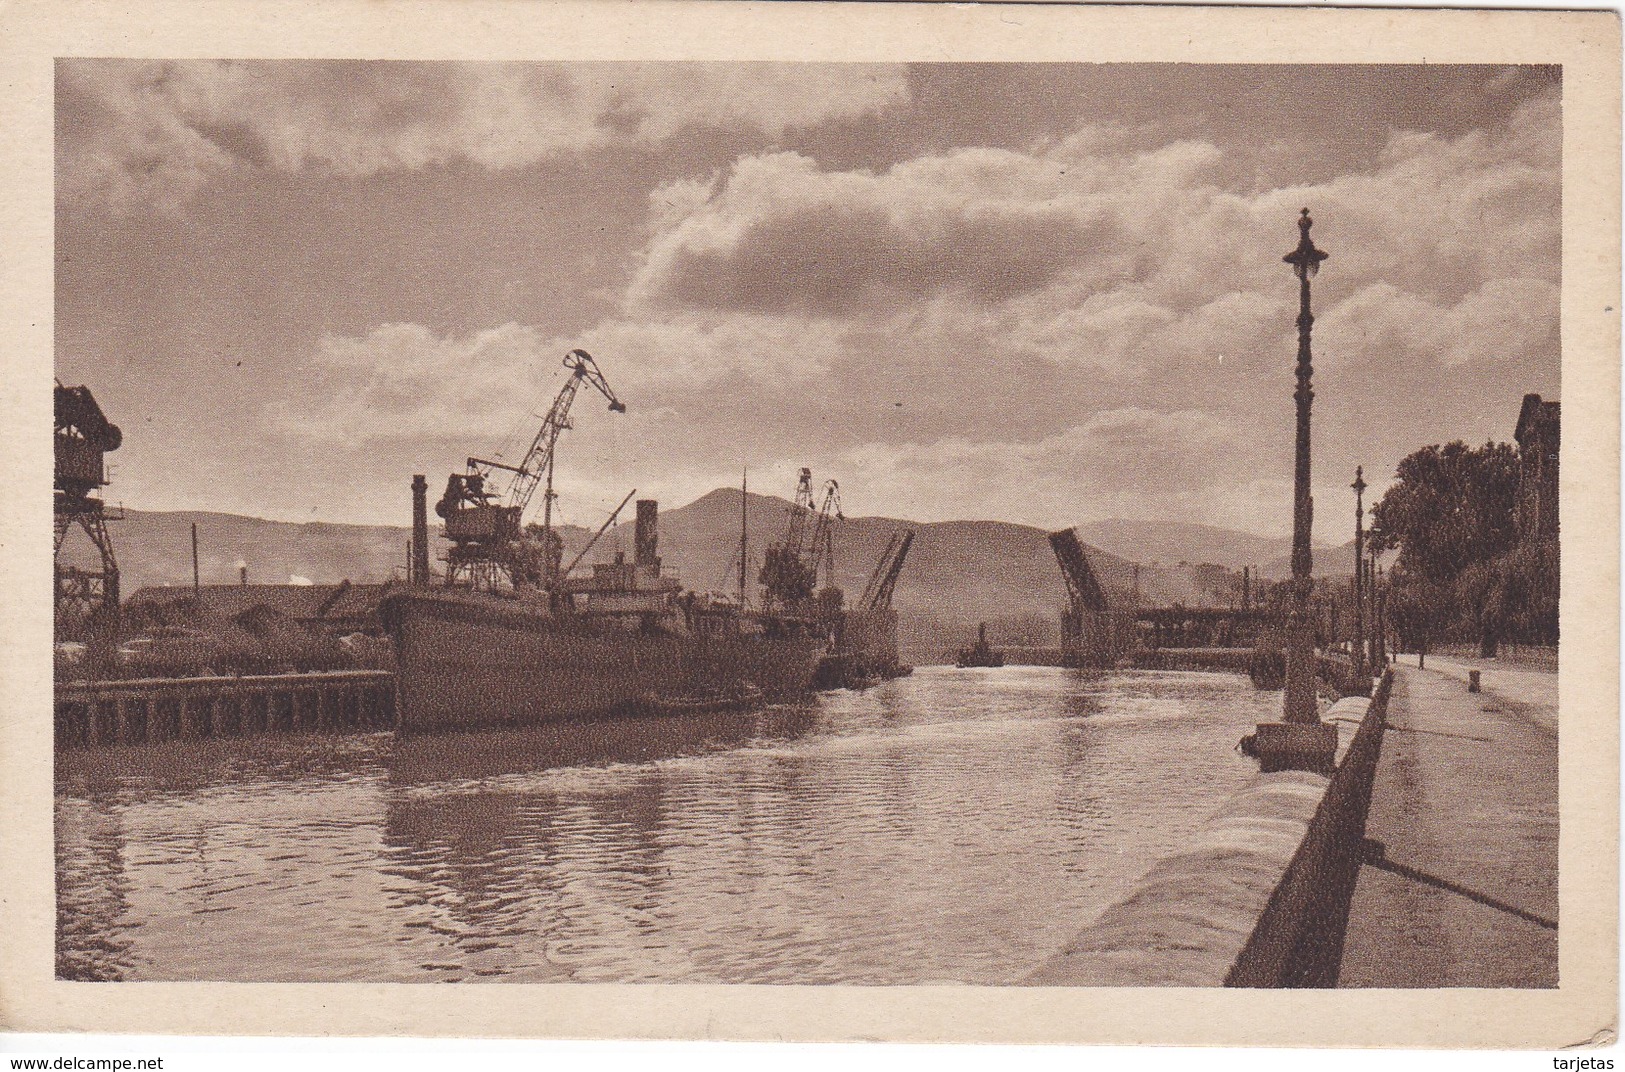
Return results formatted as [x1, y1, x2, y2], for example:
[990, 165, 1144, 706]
[634, 499, 659, 568]
[411, 475, 430, 587]
[239, 562, 248, 586]
[191, 522, 200, 597]
[1242, 565, 1251, 609]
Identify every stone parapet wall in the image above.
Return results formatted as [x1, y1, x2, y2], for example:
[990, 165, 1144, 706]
[1027, 673, 1393, 987]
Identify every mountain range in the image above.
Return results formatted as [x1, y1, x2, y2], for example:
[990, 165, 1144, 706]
[1078, 518, 1303, 574]
[69, 490, 1367, 660]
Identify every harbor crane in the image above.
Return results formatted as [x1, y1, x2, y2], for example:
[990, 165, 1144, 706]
[809, 477, 842, 592]
[759, 467, 842, 613]
[437, 348, 625, 592]
[54, 382, 124, 637]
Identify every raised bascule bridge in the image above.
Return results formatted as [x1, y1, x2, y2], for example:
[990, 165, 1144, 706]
[995, 527, 1278, 672]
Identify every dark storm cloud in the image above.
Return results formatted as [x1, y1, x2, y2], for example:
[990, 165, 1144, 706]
[650, 200, 1105, 318]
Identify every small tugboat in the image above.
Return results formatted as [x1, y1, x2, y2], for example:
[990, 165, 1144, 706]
[955, 622, 1005, 668]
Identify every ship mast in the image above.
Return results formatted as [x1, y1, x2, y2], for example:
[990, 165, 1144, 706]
[540, 450, 558, 587]
[739, 468, 748, 607]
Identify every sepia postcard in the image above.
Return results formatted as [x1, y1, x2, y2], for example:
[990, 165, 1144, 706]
[0, 0, 1618, 1050]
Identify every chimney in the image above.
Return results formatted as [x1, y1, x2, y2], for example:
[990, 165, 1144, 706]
[634, 499, 659, 569]
[239, 564, 248, 586]
[411, 474, 430, 587]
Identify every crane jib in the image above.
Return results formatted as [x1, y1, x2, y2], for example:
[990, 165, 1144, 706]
[439, 348, 627, 593]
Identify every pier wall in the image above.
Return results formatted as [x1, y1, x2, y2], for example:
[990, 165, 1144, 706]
[1130, 647, 1253, 673]
[1027, 670, 1393, 987]
[1003, 646, 1259, 672]
[56, 670, 396, 748]
[1006, 646, 1369, 690]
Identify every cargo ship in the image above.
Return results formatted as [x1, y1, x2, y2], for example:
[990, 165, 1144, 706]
[381, 498, 827, 733]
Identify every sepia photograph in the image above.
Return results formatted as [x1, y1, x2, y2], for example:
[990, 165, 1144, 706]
[3, 0, 1619, 1052]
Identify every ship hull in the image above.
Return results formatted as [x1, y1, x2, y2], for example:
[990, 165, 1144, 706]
[381, 592, 825, 733]
[818, 607, 910, 688]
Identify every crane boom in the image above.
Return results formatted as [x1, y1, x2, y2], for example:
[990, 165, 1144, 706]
[783, 468, 815, 561]
[759, 467, 841, 612]
[436, 348, 626, 592]
[507, 349, 625, 516]
[560, 488, 637, 580]
[809, 479, 842, 590]
[860, 528, 914, 612]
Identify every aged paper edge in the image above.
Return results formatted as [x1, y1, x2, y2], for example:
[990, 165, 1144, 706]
[0, 0, 1617, 1048]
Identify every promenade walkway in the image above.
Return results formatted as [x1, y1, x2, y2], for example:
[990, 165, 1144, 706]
[1409, 653, 1558, 731]
[1338, 657, 1558, 987]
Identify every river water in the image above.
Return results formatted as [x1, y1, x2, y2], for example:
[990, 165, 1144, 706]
[57, 665, 1276, 984]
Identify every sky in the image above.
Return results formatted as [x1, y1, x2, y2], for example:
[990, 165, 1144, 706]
[55, 61, 1561, 539]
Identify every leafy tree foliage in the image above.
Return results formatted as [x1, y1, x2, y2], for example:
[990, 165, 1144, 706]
[1368, 440, 1556, 651]
[1368, 441, 1520, 585]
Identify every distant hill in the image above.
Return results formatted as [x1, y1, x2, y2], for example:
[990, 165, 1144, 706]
[80, 490, 1263, 663]
[603, 487, 1231, 609]
[71, 509, 592, 596]
[1078, 517, 1324, 573]
[1259, 539, 1397, 581]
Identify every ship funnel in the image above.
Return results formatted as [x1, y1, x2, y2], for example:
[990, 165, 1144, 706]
[411, 474, 430, 587]
[635, 500, 659, 568]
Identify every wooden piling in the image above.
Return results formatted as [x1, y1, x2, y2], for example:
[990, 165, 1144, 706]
[55, 670, 395, 750]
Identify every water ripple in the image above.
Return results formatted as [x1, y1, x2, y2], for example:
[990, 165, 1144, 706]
[57, 666, 1275, 983]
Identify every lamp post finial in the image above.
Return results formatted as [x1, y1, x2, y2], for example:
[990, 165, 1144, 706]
[1284, 207, 1330, 280]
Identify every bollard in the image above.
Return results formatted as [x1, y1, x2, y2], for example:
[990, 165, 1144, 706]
[1468, 669, 1481, 693]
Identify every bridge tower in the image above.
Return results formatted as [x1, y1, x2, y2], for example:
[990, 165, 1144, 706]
[54, 383, 123, 638]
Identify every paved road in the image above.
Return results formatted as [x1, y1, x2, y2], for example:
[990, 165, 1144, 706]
[1402, 653, 1558, 731]
[1339, 663, 1558, 988]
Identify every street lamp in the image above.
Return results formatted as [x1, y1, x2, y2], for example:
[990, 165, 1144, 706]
[1351, 465, 1368, 690]
[1245, 209, 1339, 774]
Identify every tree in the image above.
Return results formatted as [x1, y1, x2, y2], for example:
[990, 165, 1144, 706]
[1494, 536, 1560, 645]
[1369, 441, 1520, 583]
[1386, 572, 1451, 666]
[1369, 441, 1521, 653]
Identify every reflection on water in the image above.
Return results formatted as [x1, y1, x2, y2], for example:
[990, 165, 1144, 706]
[56, 666, 1278, 983]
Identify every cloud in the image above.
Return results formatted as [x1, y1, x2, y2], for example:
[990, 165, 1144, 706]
[267, 86, 1559, 535]
[829, 408, 1260, 527]
[57, 60, 910, 212]
[630, 146, 1131, 316]
[1318, 277, 1561, 370]
[167, 71, 1558, 537]
[273, 314, 845, 445]
[631, 91, 1560, 385]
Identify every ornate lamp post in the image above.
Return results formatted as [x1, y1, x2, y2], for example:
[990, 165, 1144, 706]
[1246, 209, 1339, 774]
[1374, 558, 1388, 670]
[1282, 208, 1327, 724]
[1351, 466, 1368, 689]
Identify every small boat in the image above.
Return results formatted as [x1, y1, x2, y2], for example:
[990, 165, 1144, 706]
[955, 622, 1005, 668]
